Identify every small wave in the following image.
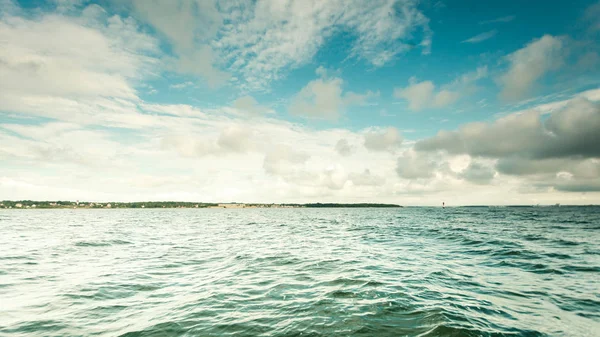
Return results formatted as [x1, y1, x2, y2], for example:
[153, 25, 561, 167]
[2, 320, 69, 335]
[543, 252, 572, 259]
[3, 206, 599, 336]
[523, 234, 546, 242]
[490, 249, 539, 259]
[552, 239, 580, 246]
[560, 265, 600, 273]
[74, 239, 132, 247]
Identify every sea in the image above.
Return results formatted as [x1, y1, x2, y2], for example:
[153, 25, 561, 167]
[0, 207, 599, 336]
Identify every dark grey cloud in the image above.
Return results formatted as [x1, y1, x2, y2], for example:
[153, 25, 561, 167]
[460, 162, 496, 184]
[416, 97, 600, 192]
[416, 98, 600, 160]
[553, 181, 600, 192]
[532, 174, 600, 193]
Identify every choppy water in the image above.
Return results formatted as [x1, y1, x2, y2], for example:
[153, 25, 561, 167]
[1, 207, 599, 336]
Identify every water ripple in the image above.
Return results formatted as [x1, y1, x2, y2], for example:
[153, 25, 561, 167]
[0, 207, 599, 336]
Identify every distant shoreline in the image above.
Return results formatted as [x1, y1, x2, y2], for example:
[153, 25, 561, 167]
[2, 201, 598, 209]
[0, 201, 402, 209]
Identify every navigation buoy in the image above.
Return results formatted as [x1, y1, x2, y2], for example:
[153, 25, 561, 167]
[442, 202, 445, 208]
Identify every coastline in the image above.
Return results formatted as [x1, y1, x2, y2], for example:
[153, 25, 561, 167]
[0, 201, 402, 209]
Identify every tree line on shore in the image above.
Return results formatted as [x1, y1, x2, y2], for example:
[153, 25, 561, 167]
[1, 200, 402, 209]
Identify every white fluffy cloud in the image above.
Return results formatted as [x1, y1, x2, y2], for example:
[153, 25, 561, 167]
[393, 67, 487, 111]
[394, 78, 459, 111]
[0, 10, 158, 100]
[289, 77, 344, 119]
[396, 150, 442, 179]
[1, 1, 599, 205]
[0, 6, 164, 131]
[498, 35, 565, 101]
[289, 70, 375, 119]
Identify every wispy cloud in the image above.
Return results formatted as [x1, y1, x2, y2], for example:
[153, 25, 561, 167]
[498, 35, 565, 101]
[169, 81, 194, 90]
[479, 15, 515, 24]
[130, 0, 432, 91]
[462, 30, 497, 43]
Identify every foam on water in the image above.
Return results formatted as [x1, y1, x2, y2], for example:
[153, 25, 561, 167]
[0, 207, 599, 336]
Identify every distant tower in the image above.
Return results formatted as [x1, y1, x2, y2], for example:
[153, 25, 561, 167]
[442, 202, 445, 208]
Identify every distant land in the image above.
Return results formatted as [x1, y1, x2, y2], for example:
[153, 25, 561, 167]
[0, 201, 402, 209]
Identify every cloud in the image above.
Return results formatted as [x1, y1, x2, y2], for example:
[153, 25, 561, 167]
[289, 71, 374, 119]
[232, 95, 272, 115]
[6, 0, 432, 92]
[263, 144, 310, 177]
[394, 78, 459, 111]
[415, 96, 600, 192]
[363, 127, 403, 152]
[160, 124, 254, 157]
[0, 6, 164, 130]
[576, 51, 600, 70]
[497, 157, 600, 192]
[583, 1, 600, 32]
[462, 30, 497, 43]
[349, 169, 385, 186]
[169, 81, 193, 90]
[217, 125, 252, 153]
[460, 161, 496, 184]
[53, 0, 84, 12]
[130, 0, 229, 87]
[335, 138, 354, 156]
[0, 122, 125, 167]
[129, 0, 431, 90]
[289, 77, 344, 119]
[454, 66, 488, 86]
[479, 15, 515, 25]
[0, 9, 158, 100]
[2, 1, 599, 204]
[393, 66, 487, 111]
[497, 157, 600, 178]
[343, 90, 379, 106]
[396, 150, 440, 179]
[498, 35, 565, 101]
[416, 97, 600, 159]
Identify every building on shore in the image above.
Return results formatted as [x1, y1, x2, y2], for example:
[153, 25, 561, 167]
[215, 203, 246, 208]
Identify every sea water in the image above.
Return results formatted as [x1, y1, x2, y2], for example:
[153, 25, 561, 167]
[0, 207, 599, 336]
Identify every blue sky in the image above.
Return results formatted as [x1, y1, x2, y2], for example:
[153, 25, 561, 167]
[1, 0, 599, 204]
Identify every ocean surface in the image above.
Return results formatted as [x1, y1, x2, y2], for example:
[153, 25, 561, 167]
[0, 207, 599, 336]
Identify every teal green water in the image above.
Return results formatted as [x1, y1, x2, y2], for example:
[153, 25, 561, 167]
[0, 207, 599, 336]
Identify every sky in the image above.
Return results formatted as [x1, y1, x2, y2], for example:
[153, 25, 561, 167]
[1, 0, 599, 205]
